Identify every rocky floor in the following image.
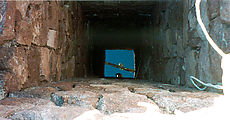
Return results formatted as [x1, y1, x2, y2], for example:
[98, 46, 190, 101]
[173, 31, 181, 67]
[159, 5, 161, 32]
[0, 78, 228, 120]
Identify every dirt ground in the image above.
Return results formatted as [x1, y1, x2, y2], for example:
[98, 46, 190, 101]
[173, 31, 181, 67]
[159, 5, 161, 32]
[0, 78, 228, 120]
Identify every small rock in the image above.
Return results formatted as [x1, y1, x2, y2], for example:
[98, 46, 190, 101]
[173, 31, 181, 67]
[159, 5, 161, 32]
[146, 92, 154, 99]
[128, 86, 135, 93]
[50, 93, 64, 107]
[96, 95, 104, 111]
[169, 89, 176, 92]
[0, 89, 5, 100]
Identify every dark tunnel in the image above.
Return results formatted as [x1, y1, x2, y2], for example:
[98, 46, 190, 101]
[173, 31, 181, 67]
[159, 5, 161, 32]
[0, 0, 226, 95]
[80, 1, 185, 84]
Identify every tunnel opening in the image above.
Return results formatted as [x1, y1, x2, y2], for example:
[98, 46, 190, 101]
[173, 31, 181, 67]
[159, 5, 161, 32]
[83, 1, 157, 79]
[81, 0, 185, 85]
[88, 14, 149, 79]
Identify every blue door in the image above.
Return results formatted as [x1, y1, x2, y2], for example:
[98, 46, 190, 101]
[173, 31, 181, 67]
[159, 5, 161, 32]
[104, 50, 135, 78]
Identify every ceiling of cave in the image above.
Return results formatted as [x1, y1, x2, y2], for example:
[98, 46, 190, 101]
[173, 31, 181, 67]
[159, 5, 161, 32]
[80, 1, 158, 18]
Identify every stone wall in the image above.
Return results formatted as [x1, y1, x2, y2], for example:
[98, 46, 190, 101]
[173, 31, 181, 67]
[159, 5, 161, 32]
[140, 0, 230, 91]
[0, 1, 88, 99]
[0, 0, 229, 99]
[184, 0, 230, 90]
[139, 1, 184, 85]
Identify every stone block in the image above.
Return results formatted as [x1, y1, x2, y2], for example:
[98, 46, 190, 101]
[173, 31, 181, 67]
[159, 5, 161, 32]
[16, 20, 33, 45]
[47, 2, 60, 30]
[47, 29, 58, 49]
[66, 56, 75, 79]
[15, 1, 32, 20]
[23, 46, 41, 88]
[31, 3, 48, 46]
[0, 1, 16, 44]
[15, 2, 50, 46]
[1, 46, 29, 93]
[220, 0, 230, 24]
[40, 47, 50, 82]
[207, 0, 219, 20]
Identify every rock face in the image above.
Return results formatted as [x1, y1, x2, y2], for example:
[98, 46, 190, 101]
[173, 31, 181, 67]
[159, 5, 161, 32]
[138, 0, 230, 92]
[0, 1, 89, 99]
[0, 78, 221, 119]
[1, 0, 230, 100]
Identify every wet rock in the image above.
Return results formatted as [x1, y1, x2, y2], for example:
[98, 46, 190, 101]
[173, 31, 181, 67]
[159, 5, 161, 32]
[50, 93, 64, 107]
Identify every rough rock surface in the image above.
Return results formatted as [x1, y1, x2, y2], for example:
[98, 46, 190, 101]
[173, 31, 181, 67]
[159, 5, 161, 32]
[95, 90, 156, 115]
[0, 0, 229, 102]
[0, 1, 89, 99]
[0, 78, 222, 120]
[138, 0, 230, 93]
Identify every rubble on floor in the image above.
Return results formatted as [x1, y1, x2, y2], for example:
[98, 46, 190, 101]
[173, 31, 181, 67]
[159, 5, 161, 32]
[0, 78, 224, 119]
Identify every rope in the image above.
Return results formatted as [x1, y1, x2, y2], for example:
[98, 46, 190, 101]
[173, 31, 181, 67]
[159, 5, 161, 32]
[190, 76, 223, 91]
[189, 0, 226, 90]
